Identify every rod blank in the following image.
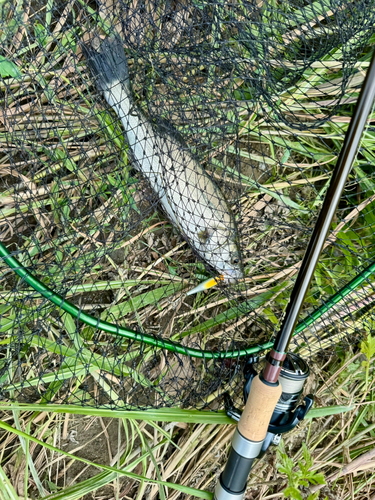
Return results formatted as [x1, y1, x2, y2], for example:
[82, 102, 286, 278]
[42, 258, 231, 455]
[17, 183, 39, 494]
[273, 49, 375, 355]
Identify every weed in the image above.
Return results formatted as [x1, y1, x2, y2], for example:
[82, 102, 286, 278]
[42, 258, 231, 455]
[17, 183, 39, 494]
[277, 441, 326, 500]
[360, 331, 375, 390]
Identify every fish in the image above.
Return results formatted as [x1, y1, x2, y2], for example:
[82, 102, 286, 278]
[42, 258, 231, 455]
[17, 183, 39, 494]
[82, 36, 243, 293]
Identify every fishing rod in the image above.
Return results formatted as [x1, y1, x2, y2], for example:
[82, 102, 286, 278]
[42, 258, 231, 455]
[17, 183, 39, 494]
[214, 49, 375, 500]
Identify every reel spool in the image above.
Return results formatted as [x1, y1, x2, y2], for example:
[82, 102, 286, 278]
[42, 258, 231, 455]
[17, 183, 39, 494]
[260, 353, 313, 456]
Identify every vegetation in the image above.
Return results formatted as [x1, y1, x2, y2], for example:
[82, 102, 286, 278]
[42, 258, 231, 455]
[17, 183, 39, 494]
[0, 0, 375, 499]
[0, 349, 374, 499]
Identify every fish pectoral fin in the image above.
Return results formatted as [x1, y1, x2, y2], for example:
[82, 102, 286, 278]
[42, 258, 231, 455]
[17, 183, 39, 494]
[198, 227, 213, 244]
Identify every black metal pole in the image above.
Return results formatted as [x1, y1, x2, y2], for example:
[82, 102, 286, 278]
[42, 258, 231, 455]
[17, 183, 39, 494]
[215, 49, 375, 500]
[272, 50, 375, 356]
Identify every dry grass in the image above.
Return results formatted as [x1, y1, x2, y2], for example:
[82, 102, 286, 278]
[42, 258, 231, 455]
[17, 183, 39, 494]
[1, 346, 375, 499]
[1, 1, 375, 499]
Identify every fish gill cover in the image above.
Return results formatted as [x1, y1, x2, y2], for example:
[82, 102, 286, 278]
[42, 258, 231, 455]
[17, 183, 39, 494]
[0, 0, 375, 409]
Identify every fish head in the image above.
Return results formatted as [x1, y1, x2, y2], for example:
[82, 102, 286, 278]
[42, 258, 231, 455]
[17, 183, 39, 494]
[197, 225, 243, 282]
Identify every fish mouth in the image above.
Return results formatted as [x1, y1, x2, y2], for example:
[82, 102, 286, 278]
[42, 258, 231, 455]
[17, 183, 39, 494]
[187, 268, 243, 296]
[221, 268, 243, 282]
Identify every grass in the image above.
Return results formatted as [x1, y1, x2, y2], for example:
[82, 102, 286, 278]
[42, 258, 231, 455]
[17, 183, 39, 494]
[0, 349, 373, 499]
[1, 0, 375, 498]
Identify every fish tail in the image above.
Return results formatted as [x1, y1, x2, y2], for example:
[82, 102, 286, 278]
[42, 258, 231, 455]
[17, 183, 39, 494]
[82, 36, 131, 109]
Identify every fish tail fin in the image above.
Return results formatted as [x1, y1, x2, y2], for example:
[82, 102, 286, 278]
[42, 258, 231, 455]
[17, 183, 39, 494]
[82, 36, 131, 107]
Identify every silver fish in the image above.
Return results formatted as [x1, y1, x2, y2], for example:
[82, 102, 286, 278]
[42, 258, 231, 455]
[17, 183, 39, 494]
[82, 36, 243, 287]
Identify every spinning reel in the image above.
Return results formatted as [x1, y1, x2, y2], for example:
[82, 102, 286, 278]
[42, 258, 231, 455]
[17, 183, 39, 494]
[224, 352, 313, 456]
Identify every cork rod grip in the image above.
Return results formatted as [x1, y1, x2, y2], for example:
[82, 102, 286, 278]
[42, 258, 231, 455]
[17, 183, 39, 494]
[238, 375, 282, 442]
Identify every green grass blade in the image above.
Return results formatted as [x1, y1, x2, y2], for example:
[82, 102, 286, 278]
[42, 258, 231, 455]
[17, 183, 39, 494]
[0, 403, 233, 424]
[0, 463, 20, 500]
[0, 419, 212, 499]
[305, 405, 355, 419]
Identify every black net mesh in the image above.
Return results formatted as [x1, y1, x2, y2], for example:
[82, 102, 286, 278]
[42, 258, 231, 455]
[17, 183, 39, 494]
[1, 0, 375, 409]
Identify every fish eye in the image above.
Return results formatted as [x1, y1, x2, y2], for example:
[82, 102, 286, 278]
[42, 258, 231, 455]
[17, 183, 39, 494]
[232, 258, 240, 265]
